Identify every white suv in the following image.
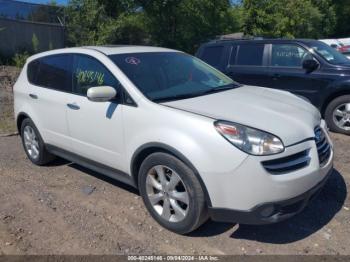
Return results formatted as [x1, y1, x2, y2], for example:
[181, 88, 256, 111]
[14, 46, 334, 234]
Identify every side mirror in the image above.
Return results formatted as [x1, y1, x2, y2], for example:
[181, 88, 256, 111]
[302, 59, 319, 73]
[87, 86, 116, 102]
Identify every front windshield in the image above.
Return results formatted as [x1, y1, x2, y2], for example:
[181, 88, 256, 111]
[309, 41, 350, 65]
[109, 52, 238, 102]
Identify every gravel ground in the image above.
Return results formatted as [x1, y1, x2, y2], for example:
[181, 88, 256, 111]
[0, 133, 349, 255]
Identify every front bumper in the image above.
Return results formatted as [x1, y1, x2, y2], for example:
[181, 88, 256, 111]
[209, 167, 333, 224]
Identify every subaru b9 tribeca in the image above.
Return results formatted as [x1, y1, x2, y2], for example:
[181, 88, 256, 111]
[14, 46, 334, 234]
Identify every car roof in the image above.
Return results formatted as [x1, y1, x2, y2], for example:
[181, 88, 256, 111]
[28, 45, 180, 61]
[203, 38, 319, 46]
[83, 45, 179, 55]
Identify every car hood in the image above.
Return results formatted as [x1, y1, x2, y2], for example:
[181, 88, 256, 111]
[162, 85, 321, 146]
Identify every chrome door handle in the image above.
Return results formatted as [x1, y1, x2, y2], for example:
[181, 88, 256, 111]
[67, 103, 80, 110]
[29, 93, 38, 99]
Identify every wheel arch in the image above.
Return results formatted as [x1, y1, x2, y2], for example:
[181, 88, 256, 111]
[130, 142, 212, 207]
[321, 89, 350, 116]
[16, 112, 31, 134]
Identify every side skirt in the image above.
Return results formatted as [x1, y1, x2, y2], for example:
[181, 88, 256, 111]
[46, 144, 136, 188]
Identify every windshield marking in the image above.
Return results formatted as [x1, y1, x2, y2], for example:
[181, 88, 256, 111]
[125, 57, 141, 65]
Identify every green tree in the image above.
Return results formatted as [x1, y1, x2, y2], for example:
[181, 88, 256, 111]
[97, 13, 148, 45]
[331, 0, 350, 37]
[138, 0, 240, 53]
[65, 0, 147, 46]
[65, 0, 108, 46]
[242, 0, 335, 39]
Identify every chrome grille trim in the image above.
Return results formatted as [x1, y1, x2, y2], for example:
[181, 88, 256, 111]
[314, 126, 331, 166]
[262, 150, 310, 174]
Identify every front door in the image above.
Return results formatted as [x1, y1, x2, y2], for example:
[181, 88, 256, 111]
[267, 43, 328, 105]
[65, 54, 125, 170]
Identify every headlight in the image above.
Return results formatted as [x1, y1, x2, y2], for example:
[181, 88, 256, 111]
[214, 121, 284, 155]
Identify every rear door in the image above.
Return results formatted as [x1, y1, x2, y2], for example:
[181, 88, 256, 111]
[226, 43, 272, 87]
[27, 54, 73, 149]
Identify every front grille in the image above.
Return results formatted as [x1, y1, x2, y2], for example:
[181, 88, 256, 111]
[314, 126, 331, 166]
[262, 150, 310, 174]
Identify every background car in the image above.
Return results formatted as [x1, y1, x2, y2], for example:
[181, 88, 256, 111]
[319, 39, 344, 50]
[196, 38, 350, 135]
[320, 39, 350, 59]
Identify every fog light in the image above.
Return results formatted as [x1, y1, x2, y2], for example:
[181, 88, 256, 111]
[260, 205, 275, 217]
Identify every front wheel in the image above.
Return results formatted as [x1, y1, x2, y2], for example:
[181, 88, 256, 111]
[325, 95, 350, 135]
[138, 152, 208, 234]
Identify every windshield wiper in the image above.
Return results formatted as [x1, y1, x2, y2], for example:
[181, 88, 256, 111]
[153, 83, 239, 103]
[153, 92, 206, 102]
[206, 83, 240, 93]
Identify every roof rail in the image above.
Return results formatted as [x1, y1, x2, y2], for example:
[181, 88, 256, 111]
[209, 35, 266, 43]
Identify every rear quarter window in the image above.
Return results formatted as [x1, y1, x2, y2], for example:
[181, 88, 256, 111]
[200, 46, 224, 68]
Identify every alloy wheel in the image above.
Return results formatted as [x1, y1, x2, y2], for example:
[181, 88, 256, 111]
[333, 103, 350, 131]
[145, 165, 189, 223]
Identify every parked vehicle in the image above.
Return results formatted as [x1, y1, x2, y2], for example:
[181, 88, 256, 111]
[196, 39, 350, 135]
[14, 46, 333, 234]
[320, 39, 350, 59]
[319, 39, 344, 50]
[338, 38, 350, 46]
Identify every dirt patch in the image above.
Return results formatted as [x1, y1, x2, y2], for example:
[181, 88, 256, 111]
[0, 66, 20, 135]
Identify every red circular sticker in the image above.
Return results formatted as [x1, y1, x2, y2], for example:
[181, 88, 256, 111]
[125, 57, 141, 65]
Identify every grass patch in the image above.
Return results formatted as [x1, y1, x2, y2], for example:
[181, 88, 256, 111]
[0, 66, 19, 134]
[0, 116, 16, 134]
[0, 90, 16, 135]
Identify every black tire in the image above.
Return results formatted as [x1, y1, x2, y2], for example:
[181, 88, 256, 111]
[325, 95, 350, 135]
[20, 118, 55, 165]
[138, 152, 208, 234]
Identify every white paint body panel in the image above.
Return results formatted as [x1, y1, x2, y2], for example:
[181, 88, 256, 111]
[14, 46, 334, 211]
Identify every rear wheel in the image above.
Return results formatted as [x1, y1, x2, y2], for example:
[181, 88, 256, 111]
[138, 152, 208, 234]
[20, 118, 55, 165]
[325, 95, 350, 135]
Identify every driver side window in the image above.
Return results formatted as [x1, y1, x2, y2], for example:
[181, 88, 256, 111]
[73, 55, 120, 96]
[271, 44, 312, 67]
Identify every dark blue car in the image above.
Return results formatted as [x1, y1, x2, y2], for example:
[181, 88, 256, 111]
[196, 39, 350, 135]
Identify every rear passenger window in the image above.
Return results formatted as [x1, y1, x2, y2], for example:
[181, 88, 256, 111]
[200, 46, 223, 68]
[35, 55, 73, 92]
[236, 44, 264, 66]
[73, 55, 119, 96]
